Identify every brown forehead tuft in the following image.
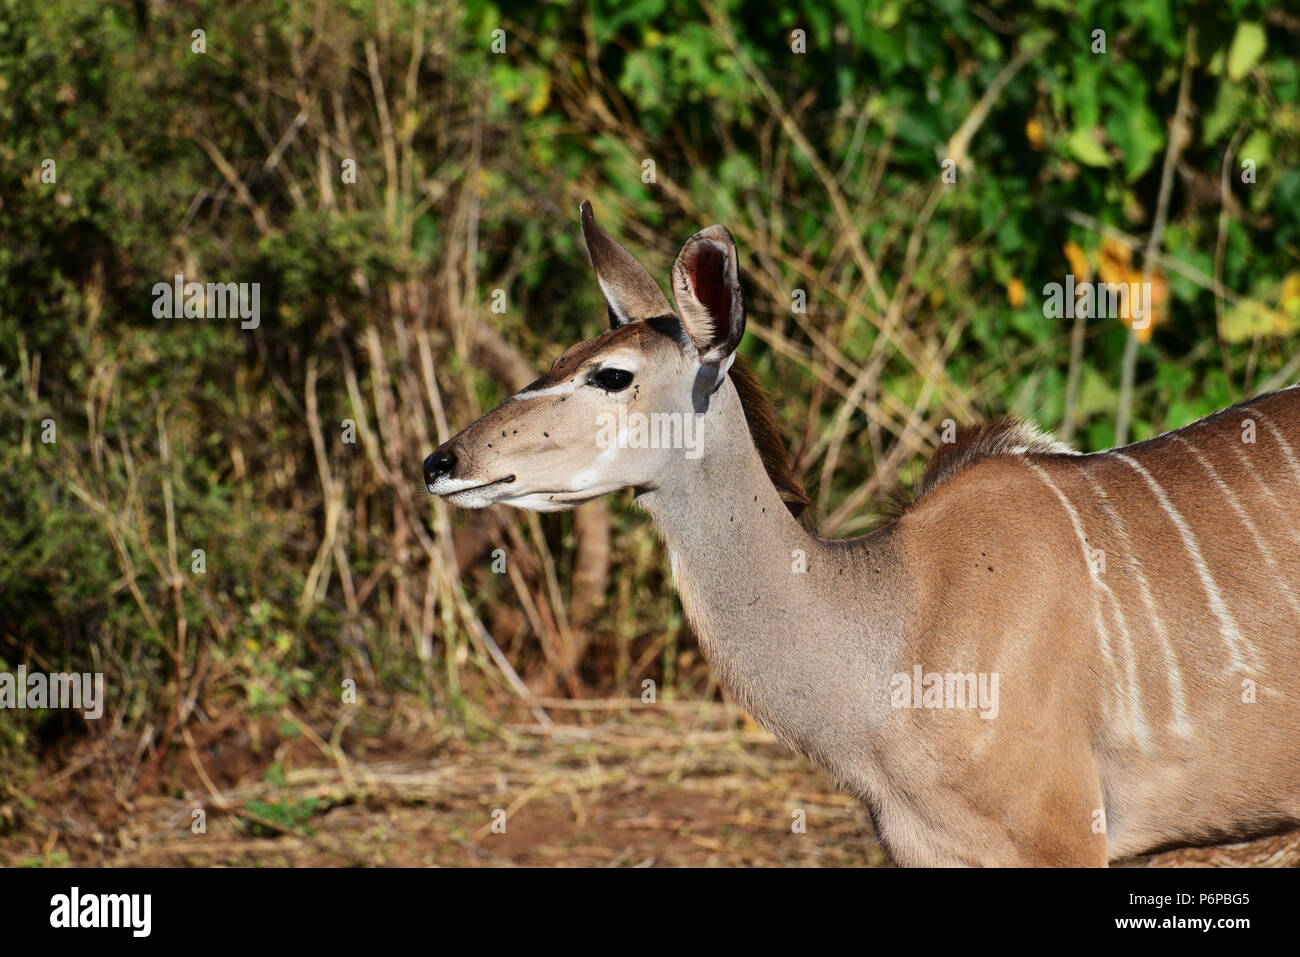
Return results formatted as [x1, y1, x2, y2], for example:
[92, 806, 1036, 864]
[533, 321, 672, 388]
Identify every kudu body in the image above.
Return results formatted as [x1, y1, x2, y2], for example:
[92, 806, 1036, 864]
[426, 203, 1300, 866]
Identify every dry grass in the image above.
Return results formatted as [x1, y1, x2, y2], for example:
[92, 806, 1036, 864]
[2, 697, 890, 868]
[5, 695, 1296, 868]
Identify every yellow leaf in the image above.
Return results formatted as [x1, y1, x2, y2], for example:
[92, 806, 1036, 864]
[1222, 298, 1281, 343]
[1098, 238, 1132, 277]
[1279, 272, 1300, 319]
[1116, 270, 1166, 342]
[526, 73, 551, 116]
[1025, 118, 1045, 151]
[1063, 240, 1090, 282]
[1006, 278, 1026, 308]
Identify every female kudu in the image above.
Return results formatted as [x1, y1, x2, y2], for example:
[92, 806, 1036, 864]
[425, 202, 1300, 866]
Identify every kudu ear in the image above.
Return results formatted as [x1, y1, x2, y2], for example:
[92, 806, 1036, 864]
[671, 224, 745, 365]
[580, 200, 673, 328]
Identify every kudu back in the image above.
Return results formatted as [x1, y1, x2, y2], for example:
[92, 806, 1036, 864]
[426, 202, 1300, 866]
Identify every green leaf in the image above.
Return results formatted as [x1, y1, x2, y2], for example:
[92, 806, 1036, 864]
[1077, 366, 1118, 417]
[1203, 83, 1248, 144]
[1222, 298, 1281, 342]
[1227, 22, 1266, 82]
[1239, 128, 1272, 167]
[1105, 100, 1164, 182]
[1067, 127, 1112, 168]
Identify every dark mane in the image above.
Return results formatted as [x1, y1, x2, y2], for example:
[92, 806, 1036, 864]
[872, 418, 1073, 528]
[728, 356, 816, 530]
[724, 365, 1074, 536]
[918, 418, 1073, 498]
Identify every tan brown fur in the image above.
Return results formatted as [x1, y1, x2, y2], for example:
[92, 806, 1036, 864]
[428, 204, 1300, 866]
[527, 322, 653, 391]
[886, 386, 1300, 862]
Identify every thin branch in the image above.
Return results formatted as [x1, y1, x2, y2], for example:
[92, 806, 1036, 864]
[1116, 23, 1196, 446]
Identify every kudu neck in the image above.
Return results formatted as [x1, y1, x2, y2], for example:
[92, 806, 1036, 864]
[636, 379, 909, 752]
[636, 377, 815, 578]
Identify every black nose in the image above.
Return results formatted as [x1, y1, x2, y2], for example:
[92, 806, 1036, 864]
[424, 448, 456, 485]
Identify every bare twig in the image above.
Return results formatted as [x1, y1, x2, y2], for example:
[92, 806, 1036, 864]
[1116, 23, 1196, 446]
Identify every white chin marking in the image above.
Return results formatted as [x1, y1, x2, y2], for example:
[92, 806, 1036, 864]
[498, 489, 614, 511]
[441, 489, 581, 512]
[499, 495, 574, 512]
[428, 477, 485, 495]
[442, 489, 501, 509]
[432, 473, 608, 511]
[431, 476, 517, 509]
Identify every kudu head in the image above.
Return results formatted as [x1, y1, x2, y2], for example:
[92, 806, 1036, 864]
[424, 202, 749, 512]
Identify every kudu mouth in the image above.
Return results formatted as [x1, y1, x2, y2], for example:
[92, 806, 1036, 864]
[423, 428, 626, 511]
[424, 444, 516, 499]
[426, 470, 517, 505]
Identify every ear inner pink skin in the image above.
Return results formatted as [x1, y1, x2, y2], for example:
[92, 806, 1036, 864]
[685, 243, 729, 347]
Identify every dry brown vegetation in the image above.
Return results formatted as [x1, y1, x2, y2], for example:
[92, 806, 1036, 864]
[4, 1, 1300, 868]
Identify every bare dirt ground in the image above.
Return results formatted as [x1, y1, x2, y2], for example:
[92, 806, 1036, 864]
[2, 695, 1296, 868]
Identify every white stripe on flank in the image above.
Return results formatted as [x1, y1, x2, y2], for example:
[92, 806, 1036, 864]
[1253, 409, 1300, 484]
[1025, 461, 1146, 744]
[1078, 469, 1192, 739]
[1227, 440, 1300, 552]
[1173, 435, 1300, 626]
[1113, 452, 1253, 672]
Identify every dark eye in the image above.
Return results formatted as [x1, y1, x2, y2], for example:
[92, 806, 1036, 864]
[592, 368, 633, 392]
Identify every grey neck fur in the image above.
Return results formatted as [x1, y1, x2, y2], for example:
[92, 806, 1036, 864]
[636, 377, 912, 795]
